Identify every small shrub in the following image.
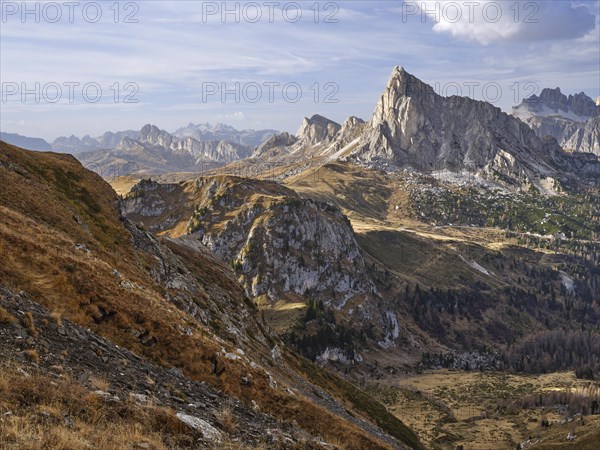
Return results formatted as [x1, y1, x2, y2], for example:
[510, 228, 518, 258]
[0, 305, 16, 324]
[217, 402, 237, 434]
[23, 349, 40, 363]
[21, 312, 38, 336]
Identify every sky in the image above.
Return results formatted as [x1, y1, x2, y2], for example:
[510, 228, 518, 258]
[1, 0, 599, 141]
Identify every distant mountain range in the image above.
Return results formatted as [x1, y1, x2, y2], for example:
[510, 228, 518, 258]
[512, 88, 600, 156]
[3, 78, 599, 180]
[51, 130, 140, 154]
[0, 123, 279, 174]
[173, 122, 278, 148]
[75, 124, 277, 174]
[0, 132, 52, 151]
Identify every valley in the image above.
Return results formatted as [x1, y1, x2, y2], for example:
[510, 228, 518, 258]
[370, 370, 600, 450]
[2, 64, 599, 450]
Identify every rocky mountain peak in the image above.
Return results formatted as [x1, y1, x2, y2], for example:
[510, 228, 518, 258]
[296, 114, 341, 146]
[370, 66, 437, 132]
[139, 124, 173, 145]
[342, 116, 365, 130]
[348, 66, 587, 188]
[514, 88, 600, 121]
[334, 116, 367, 149]
[512, 88, 600, 156]
[254, 131, 298, 157]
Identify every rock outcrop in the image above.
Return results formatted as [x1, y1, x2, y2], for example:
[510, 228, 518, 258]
[123, 177, 378, 310]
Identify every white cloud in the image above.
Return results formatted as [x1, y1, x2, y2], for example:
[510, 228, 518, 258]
[412, 1, 596, 45]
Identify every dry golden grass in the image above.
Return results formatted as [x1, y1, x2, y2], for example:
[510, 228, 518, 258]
[217, 402, 238, 434]
[0, 305, 16, 324]
[49, 310, 63, 326]
[372, 370, 600, 450]
[20, 312, 39, 337]
[0, 366, 194, 450]
[89, 375, 110, 392]
[109, 175, 141, 196]
[529, 423, 600, 450]
[0, 143, 408, 450]
[22, 349, 40, 364]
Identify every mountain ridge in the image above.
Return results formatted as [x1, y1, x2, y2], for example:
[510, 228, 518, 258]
[512, 88, 600, 156]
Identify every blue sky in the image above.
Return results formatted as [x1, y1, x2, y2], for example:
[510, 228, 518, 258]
[1, 0, 599, 141]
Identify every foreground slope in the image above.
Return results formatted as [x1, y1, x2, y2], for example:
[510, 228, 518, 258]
[0, 142, 421, 449]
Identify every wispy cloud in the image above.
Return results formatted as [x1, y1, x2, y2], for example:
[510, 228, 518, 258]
[0, 1, 597, 140]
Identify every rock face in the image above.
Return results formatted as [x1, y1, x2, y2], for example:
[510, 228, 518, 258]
[253, 132, 298, 157]
[351, 67, 571, 184]
[123, 177, 378, 310]
[525, 116, 600, 155]
[54, 124, 278, 155]
[513, 89, 600, 156]
[135, 124, 252, 162]
[296, 114, 341, 146]
[60, 123, 278, 174]
[336, 116, 366, 148]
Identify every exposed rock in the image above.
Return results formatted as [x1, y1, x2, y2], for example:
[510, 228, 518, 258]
[512, 88, 600, 156]
[52, 130, 139, 154]
[337, 116, 366, 146]
[176, 413, 222, 443]
[513, 88, 600, 122]
[350, 66, 597, 189]
[78, 124, 256, 175]
[296, 115, 341, 146]
[254, 132, 298, 157]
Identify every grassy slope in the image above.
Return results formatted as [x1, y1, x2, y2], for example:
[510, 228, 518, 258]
[0, 143, 419, 449]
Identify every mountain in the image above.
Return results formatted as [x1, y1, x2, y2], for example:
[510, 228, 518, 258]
[173, 122, 278, 148]
[53, 123, 279, 171]
[513, 88, 600, 122]
[512, 88, 600, 156]
[4, 64, 600, 449]
[78, 124, 255, 175]
[52, 130, 140, 154]
[296, 114, 341, 146]
[121, 176, 386, 323]
[121, 66, 600, 370]
[343, 66, 600, 190]
[254, 131, 298, 158]
[136, 124, 252, 162]
[240, 67, 598, 191]
[0, 132, 52, 151]
[0, 141, 422, 450]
